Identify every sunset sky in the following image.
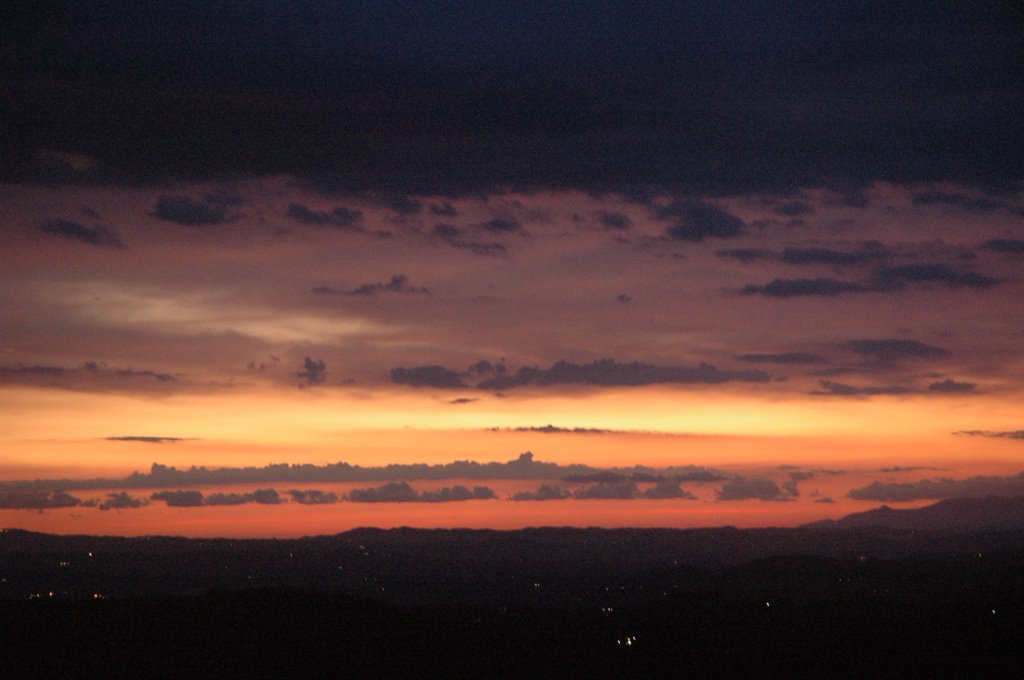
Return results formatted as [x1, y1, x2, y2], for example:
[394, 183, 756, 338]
[2, 2, 1022, 536]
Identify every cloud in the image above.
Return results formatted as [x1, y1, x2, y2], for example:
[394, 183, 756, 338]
[716, 478, 793, 501]
[981, 239, 1024, 254]
[104, 436, 188, 443]
[350, 274, 431, 296]
[812, 380, 914, 396]
[286, 203, 363, 229]
[845, 339, 950, 363]
[774, 201, 814, 217]
[871, 264, 1000, 290]
[954, 430, 1024, 440]
[40, 218, 123, 247]
[510, 485, 571, 501]
[349, 482, 494, 502]
[204, 492, 251, 506]
[150, 490, 205, 507]
[0, 364, 69, 381]
[848, 471, 1024, 502]
[616, 293, 632, 304]
[113, 368, 177, 382]
[573, 480, 640, 499]
[814, 497, 836, 504]
[432, 224, 508, 256]
[479, 218, 523, 234]
[741, 262, 1001, 297]
[379, 194, 423, 215]
[151, 195, 231, 225]
[927, 379, 976, 393]
[287, 489, 340, 504]
[716, 248, 774, 263]
[737, 353, 827, 365]
[391, 365, 467, 388]
[296, 357, 326, 385]
[250, 488, 283, 504]
[571, 480, 696, 500]
[779, 246, 881, 266]
[912, 191, 1019, 213]
[0, 490, 84, 510]
[98, 492, 145, 510]
[641, 481, 697, 499]
[502, 424, 618, 434]
[430, 202, 458, 217]
[740, 278, 869, 297]
[449, 397, 478, 405]
[475, 358, 770, 390]
[596, 211, 631, 230]
[657, 201, 745, 241]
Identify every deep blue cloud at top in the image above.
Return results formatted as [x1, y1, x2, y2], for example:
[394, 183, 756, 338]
[2, 1, 1021, 193]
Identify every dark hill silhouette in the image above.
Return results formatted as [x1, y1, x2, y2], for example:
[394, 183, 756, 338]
[804, 495, 1024, 531]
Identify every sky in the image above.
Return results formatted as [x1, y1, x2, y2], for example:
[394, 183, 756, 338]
[1, 1, 1023, 536]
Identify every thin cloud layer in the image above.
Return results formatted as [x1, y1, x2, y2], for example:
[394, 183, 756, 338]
[40, 218, 124, 247]
[848, 472, 1024, 502]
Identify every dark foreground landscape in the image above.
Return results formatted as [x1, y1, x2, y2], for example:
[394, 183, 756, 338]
[4, 497, 1024, 679]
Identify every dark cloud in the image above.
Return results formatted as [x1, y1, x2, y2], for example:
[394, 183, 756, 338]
[287, 489, 339, 504]
[204, 492, 251, 506]
[596, 211, 631, 230]
[845, 339, 950, 363]
[479, 218, 523, 234]
[449, 397, 478, 405]
[5, 4, 1021, 195]
[104, 436, 188, 443]
[380, 194, 423, 215]
[510, 485, 571, 501]
[286, 203, 362, 229]
[981, 239, 1024, 254]
[774, 201, 814, 217]
[737, 353, 827, 365]
[871, 264, 1001, 290]
[912, 191, 1019, 213]
[780, 246, 881, 266]
[350, 274, 431, 296]
[927, 379, 976, 393]
[0, 490, 84, 510]
[741, 258, 1001, 296]
[429, 202, 458, 217]
[296, 357, 326, 385]
[812, 380, 914, 396]
[848, 472, 1024, 502]
[954, 430, 1024, 440]
[150, 490, 205, 507]
[391, 365, 467, 389]
[503, 424, 617, 434]
[0, 364, 69, 380]
[250, 488, 283, 504]
[641, 481, 697, 500]
[475, 358, 770, 390]
[433, 224, 508, 256]
[716, 248, 774, 263]
[151, 195, 230, 225]
[740, 278, 869, 298]
[716, 478, 793, 501]
[814, 497, 836, 504]
[40, 218, 123, 247]
[113, 368, 177, 382]
[657, 202, 745, 241]
[349, 482, 494, 503]
[97, 492, 145, 510]
[616, 293, 632, 304]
